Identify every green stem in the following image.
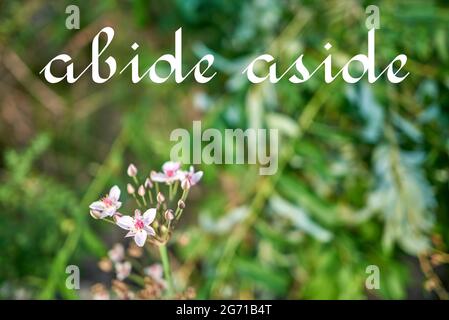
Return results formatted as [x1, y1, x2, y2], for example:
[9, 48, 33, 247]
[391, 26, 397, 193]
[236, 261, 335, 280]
[172, 181, 179, 200]
[158, 244, 174, 296]
[132, 193, 142, 207]
[141, 194, 147, 206]
[147, 190, 154, 204]
[169, 183, 173, 201]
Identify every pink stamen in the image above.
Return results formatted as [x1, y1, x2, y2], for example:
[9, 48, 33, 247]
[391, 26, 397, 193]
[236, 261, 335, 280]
[134, 219, 144, 230]
[102, 197, 113, 207]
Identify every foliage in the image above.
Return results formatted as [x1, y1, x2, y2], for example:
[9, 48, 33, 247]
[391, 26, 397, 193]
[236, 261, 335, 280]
[0, 0, 449, 299]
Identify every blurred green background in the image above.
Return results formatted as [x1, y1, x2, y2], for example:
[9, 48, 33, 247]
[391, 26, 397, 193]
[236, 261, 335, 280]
[1, 0, 449, 299]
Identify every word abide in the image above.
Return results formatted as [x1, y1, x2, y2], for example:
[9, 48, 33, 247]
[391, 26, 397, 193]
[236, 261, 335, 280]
[40, 27, 408, 84]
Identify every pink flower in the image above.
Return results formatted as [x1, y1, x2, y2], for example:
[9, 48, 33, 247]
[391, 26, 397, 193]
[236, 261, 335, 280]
[180, 166, 203, 190]
[89, 186, 122, 219]
[116, 209, 156, 247]
[108, 243, 125, 263]
[150, 161, 182, 184]
[115, 261, 132, 280]
[144, 263, 166, 287]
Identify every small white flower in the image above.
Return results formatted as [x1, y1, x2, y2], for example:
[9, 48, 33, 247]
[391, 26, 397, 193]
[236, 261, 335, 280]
[89, 186, 122, 219]
[116, 209, 156, 247]
[108, 243, 125, 263]
[180, 166, 203, 190]
[150, 161, 182, 184]
[115, 261, 132, 281]
[144, 263, 166, 287]
[144, 263, 163, 280]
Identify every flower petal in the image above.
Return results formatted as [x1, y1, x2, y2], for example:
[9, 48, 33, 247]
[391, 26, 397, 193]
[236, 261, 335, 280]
[143, 208, 156, 225]
[163, 161, 180, 172]
[116, 216, 134, 230]
[150, 172, 167, 182]
[89, 201, 105, 211]
[103, 206, 117, 217]
[134, 230, 147, 247]
[144, 226, 156, 236]
[125, 230, 136, 238]
[109, 185, 121, 201]
[191, 171, 203, 184]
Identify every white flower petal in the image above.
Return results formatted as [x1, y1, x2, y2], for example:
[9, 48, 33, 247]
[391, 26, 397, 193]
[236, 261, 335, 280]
[99, 210, 113, 219]
[192, 171, 203, 184]
[116, 216, 134, 230]
[109, 185, 121, 201]
[103, 206, 117, 217]
[144, 226, 156, 236]
[150, 172, 167, 182]
[89, 201, 106, 211]
[133, 209, 142, 220]
[125, 230, 136, 238]
[134, 230, 147, 247]
[115, 201, 122, 209]
[143, 208, 156, 225]
[163, 161, 180, 172]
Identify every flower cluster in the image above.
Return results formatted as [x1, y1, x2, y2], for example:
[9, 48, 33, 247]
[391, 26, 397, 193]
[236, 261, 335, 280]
[89, 161, 203, 247]
[89, 162, 202, 299]
[92, 242, 173, 300]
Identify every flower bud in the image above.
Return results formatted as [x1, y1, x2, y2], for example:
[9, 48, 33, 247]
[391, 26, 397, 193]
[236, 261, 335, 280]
[138, 185, 145, 197]
[160, 225, 168, 235]
[144, 177, 153, 189]
[98, 258, 113, 272]
[177, 200, 185, 209]
[164, 209, 174, 221]
[157, 192, 165, 203]
[127, 164, 138, 177]
[127, 183, 135, 194]
[181, 179, 191, 190]
[90, 210, 102, 219]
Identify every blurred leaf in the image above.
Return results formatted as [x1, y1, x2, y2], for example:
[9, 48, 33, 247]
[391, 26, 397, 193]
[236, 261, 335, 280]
[269, 195, 333, 242]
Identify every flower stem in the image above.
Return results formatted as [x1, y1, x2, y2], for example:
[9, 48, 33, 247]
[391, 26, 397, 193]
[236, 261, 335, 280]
[169, 183, 173, 201]
[172, 181, 179, 199]
[147, 190, 154, 204]
[158, 244, 174, 296]
[132, 193, 142, 207]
